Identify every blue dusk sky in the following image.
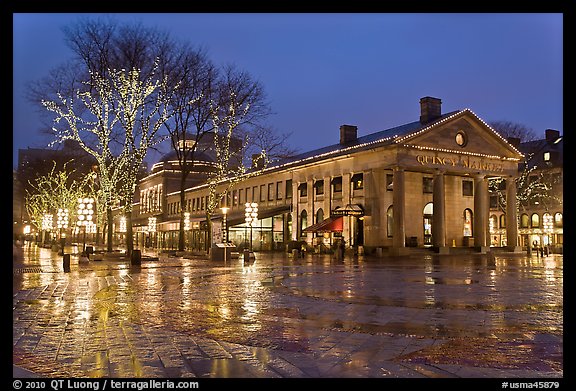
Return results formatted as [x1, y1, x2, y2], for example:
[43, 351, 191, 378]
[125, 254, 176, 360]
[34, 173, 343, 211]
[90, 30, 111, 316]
[12, 13, 563, 169]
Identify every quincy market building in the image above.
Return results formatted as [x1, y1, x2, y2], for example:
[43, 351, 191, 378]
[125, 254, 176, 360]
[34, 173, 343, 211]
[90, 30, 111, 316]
[128, 97, 525, 255]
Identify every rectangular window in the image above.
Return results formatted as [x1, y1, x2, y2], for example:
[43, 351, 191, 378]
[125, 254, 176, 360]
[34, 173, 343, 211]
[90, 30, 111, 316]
[298, 182, 308, 197]
[332, 176, 342, 193]
[238, 188, 243, 205]
[286, 180, 293, 198]
[232, 190, 238, 206]
[253, 186, 258, 203]
[192, 198, 196, 211]
[386, 174, 393, 191]
[276, 181, 283, 200]
[260, 184, 266, 202]
[352, 173, 364, 190]
[315, 180, 324, 195]
[462, 180, 474, 196]
[423, 177, 433, 193]
[268, 183, 274, 201]
[245, 188, 250, 203]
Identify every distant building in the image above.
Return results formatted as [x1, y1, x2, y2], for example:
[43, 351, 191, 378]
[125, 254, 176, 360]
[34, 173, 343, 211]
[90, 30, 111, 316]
[14, 139, 97, 238]
[489, 129, 563, 252]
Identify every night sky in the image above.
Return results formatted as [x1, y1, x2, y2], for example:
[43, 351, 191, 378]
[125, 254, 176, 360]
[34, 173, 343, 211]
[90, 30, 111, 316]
[12, 13, 563, 169]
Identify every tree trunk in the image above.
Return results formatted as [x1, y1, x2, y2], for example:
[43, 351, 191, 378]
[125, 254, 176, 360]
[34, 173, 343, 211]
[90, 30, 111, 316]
[205, 211, 212, 254]
[126, 211, 134, 255]
[178, 188, 186, 251]
[107, 207, 113, 252]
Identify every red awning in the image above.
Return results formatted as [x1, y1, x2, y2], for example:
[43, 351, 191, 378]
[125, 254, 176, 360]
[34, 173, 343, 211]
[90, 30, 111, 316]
[302, 216, 343, 233]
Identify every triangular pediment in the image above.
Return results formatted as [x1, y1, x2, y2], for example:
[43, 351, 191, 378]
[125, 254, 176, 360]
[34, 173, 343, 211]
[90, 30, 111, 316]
[397, 110, 523, 160]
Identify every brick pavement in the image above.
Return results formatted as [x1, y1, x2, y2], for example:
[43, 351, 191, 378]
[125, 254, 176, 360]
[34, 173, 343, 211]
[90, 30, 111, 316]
[13, 244, 563, 379]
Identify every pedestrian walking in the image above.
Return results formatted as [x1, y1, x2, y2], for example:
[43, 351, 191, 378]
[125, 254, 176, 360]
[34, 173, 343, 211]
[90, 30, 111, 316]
[339, 239, 346, 261]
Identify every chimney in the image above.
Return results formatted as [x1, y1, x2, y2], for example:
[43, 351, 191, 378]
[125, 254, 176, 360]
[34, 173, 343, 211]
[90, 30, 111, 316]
[340, 125, 358, 145]
[420, 96, 442, 124]
[545, 129, 560, 143]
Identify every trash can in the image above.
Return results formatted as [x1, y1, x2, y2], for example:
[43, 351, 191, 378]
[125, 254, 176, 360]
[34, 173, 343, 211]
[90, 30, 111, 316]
[131, 249, 141, 266]
[63, 254, 71, 273]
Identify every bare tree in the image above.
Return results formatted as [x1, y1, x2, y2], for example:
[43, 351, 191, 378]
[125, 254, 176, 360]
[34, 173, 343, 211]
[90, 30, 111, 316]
[489, 120, 538, 143]
[162, 45, 219, 251]
[42, 64, 174, 255]
[25, 161, 93, 244]
[28, 18, 178, 252]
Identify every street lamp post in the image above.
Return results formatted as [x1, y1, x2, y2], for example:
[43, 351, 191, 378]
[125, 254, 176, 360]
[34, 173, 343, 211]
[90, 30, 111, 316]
[77, 197, 94, 254]
[244, 202, 258, 253]
[220, 207, 229, 243]
[543, 213, 553, 256]
[56, 208, 69, 255]
[220, 207, 229, 264]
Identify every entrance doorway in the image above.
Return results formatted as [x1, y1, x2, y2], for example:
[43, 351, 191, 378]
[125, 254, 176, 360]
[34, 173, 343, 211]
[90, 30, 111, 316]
[423, 202, 433, 247]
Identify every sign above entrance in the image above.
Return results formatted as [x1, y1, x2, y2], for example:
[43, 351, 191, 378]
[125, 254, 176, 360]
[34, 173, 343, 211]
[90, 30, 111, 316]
[416, 153, 504, 173]
[332, 204, 364, 217]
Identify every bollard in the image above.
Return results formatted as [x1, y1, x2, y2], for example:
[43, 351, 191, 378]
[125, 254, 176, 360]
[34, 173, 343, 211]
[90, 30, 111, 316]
[131, 249, 142, 266]
[63, 254, 71, 272]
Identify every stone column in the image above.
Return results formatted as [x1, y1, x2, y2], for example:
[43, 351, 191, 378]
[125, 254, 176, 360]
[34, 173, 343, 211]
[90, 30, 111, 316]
[292, 180, 299, 240]
[342, 173, 351, 247]
[433, 170, 448, 253]
[474, 174, 489, 252]
[323, 176, 331, 218]
[506, 176, 521, 252]
[391, 166, 409, 255]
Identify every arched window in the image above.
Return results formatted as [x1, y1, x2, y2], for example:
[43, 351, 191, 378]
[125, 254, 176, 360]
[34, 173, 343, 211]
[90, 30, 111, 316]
[520, 214, 530, 228]
[463, 209, 473, 237]
[316, 208, 324, 223]
[387, 205, 393, 237]
[554, 213, 563, 228]
[531, 213, 540, 228]
[499, 214, 506, 229]
[300, 210, 308, 236]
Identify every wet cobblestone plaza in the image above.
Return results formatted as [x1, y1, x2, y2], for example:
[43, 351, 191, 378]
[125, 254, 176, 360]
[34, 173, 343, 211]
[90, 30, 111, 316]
[13, 244, 563, 379]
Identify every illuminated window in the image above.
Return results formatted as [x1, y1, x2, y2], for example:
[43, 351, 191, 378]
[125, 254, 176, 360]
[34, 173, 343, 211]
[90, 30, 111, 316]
[352, 173, 363, 190]
[300, 210, 308, 236]
[463, 209, 473, 237]
[386, 174, 393, 191]
[520, 214, 529, 228]
[499, 214, 506, 228]
[387, 206, 393, 237]
[531, 213, 540, 228]
[544, 152, 551, 161]
[554, 212, 563, 228]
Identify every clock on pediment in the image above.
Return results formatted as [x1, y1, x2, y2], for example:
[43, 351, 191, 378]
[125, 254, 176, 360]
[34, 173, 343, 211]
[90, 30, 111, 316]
[455, 130, 467, 147]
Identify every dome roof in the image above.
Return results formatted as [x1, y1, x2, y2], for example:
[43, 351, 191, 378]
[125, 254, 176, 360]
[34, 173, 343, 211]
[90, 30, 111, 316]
[158, 148, 214, 164]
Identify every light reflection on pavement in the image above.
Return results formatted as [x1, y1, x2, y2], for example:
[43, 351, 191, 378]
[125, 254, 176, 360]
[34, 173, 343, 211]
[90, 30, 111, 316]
[13, 243, 562, 378]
